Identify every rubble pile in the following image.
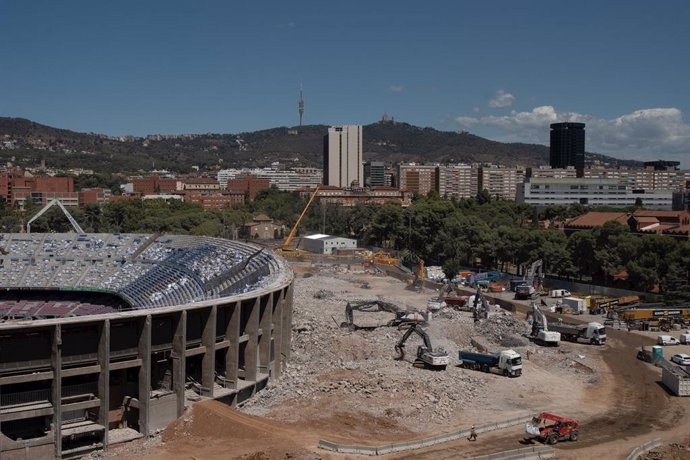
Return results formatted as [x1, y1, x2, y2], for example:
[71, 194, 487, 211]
[241, 274, 488, 429]
[475, 313, 530, 347]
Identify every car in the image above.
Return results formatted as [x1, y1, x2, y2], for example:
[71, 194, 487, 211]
[670, 353, 690, 366]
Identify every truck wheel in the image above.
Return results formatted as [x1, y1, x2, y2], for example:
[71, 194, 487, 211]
[569, 430, 578, 441]
[547, 434, 558, 445]
[503, 369, 509, 377]
[481, 364, 490, 373]
[590, 338, 595, 345]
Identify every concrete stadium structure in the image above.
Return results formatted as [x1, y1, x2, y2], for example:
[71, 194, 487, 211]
[0, 233, 294, 459]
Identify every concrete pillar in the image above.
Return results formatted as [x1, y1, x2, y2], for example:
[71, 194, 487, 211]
[201, 305, 217, 397]
[138, 315, 151, 436]
[97, 319, 110, 449]
[271, 288, 285, 379]
[244, 298, 260, 382]
[172, 310, 186, 417]
[225, 301, 240, 389]
[281, 283, 294, 363]
[258, 293, 272, 375]
[51, 324, 62, 458]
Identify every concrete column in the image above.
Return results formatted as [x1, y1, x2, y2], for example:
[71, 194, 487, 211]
[225, 301, 240, 389]
[138, 315, 152, 437]
[51, 324, 62, 458]
[244, 298, 260, 382]
[258, 293, 272, 375]
[281, 283, 294, 363]
[172, 310, 186, 417]
[271, 288, 285, 379]
[201, 305, 217, 397]
[97, 319, 110, 449]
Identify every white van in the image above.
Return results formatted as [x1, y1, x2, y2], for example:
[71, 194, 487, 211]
[657, 335, 680, 346]
[549, 289, 571, 298]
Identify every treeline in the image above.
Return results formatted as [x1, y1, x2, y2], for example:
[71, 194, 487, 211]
[1, 188, 688, 303]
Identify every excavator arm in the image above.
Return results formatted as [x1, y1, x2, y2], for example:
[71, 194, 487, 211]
[394, 324, 432, 359]
[342, 300, 425, 330]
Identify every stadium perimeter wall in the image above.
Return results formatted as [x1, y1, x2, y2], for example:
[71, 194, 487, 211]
[0, 260, 294, 459]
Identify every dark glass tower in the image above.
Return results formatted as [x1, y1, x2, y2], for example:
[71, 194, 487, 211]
[550, 122, 585, 176]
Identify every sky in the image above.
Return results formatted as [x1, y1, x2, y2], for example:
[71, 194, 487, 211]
[1, 0, 689, 166]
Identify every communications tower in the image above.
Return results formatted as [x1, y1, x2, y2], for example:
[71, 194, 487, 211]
[298, 85, 305, 126]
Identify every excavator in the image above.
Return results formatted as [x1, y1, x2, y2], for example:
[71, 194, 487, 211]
[470, 286, 491, 322]
[515, 259, 544, 300]
[394, 324, 450, 370]
[528, 299, 561, 346]
[340, 300, 428, 331]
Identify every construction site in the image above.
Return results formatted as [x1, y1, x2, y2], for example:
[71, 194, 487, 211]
[97, 257, 690, 460]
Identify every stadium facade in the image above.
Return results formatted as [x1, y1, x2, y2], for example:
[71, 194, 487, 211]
[0, 233, 294, 459]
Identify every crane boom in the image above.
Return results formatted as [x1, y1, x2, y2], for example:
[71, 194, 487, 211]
[282, 185, 320, 250]
[27, 198, 85, 234]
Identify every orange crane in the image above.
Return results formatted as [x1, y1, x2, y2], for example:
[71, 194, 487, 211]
[276, 185, 320, 255]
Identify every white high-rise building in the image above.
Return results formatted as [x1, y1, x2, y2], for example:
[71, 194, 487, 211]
[323, 125, 363, 187]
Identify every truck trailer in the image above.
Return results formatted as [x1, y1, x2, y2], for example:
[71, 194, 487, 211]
[458, 349, 523, 377]
[549, 322, 607, 345]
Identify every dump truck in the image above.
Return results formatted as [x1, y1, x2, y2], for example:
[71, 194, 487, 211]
[549, 322, 606, 345]
[458, 349, 522, 377]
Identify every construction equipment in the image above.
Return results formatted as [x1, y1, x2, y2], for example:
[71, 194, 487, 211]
[365, 250, 399, 266]
[276, 185, 320, 254]
[549, 320, 606, 345]
[27, 198, 85, 234]
[525, 412, 579, 444]
[469, 286, 490, 322]
[514, 259, 543, 300]
[340, 300, 427, 330]
[528, 300, 561, 346]
[394, 324, 449, 370]
[458, 349, 522, 377]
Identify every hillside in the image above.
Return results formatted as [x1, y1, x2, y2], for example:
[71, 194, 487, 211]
[0, 117, 639, 174]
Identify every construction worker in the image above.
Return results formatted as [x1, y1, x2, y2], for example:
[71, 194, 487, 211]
[468, 425, 477, 441]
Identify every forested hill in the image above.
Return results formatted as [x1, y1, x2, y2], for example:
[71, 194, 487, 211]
[0, 117, 639, 174]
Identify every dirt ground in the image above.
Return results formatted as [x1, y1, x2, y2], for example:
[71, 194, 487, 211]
[99, 262, 690, 459]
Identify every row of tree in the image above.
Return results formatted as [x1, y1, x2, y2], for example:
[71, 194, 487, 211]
[1, 189, 688, 303]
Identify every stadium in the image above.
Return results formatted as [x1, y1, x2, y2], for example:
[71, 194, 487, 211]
[0, 232, 294, 459]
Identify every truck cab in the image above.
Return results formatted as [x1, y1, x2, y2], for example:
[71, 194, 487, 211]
[497, 349, 523, 377]
[585, 322, 607, 345]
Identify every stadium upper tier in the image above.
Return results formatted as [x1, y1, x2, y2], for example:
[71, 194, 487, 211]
[0, 233, 285, 316]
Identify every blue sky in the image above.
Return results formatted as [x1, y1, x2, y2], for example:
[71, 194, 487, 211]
[1, 1, 689, 165]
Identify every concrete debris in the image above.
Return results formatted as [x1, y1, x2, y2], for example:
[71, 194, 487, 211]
[313, 289, 334, 299]
[475, 313, 530, 346]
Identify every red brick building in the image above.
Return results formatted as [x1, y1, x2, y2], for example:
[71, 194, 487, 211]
[185, 192, 244, 210]
[133, 177, 179, 195]
[227, 175, 270, 202]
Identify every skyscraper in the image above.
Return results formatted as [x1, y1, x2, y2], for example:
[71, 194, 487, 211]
[323, 125, 363, 187]
[550, 122, 585, 176]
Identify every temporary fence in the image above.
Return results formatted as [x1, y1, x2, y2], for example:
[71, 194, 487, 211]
[626, 438, 662, 460]
[318, 413, 533, 456]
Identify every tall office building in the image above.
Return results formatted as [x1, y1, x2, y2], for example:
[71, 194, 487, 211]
[550, 122, 585, 176]
[323, 125, 363, 187]
[364, 161, 385, 186]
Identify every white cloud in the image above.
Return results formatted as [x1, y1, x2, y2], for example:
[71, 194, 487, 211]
[472, 106, 480, 113]
[389, 85, 404, 93]
[455, 106, 690, 165]
[489, 90, 515, 108]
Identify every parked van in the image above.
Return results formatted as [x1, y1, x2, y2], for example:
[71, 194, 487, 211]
[657, 335, 681, 346]
[550, 289, 571, 298]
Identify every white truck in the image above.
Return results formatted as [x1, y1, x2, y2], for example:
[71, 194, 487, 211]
[458, 349, 523, 377]
[549, 289, 571, 298]
[550, 322, 607, 345]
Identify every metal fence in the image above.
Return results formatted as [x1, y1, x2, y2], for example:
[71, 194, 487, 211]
[626, 438, 662, 460]
[318, 413, 533, 456]
[471, 445, 555, 460]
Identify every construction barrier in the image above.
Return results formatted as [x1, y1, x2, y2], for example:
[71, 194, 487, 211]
[471, 445, 555, 460]
[625, 438, 662, 460]
[318, 413, 533, 456]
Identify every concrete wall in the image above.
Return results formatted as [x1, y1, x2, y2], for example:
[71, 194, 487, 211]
[0, 269, 294, 458]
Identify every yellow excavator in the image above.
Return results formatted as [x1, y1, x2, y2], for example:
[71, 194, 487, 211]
[274, 185, 320, 257]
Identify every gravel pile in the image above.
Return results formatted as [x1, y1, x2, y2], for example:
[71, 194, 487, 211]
[475, 312, 530, 347]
